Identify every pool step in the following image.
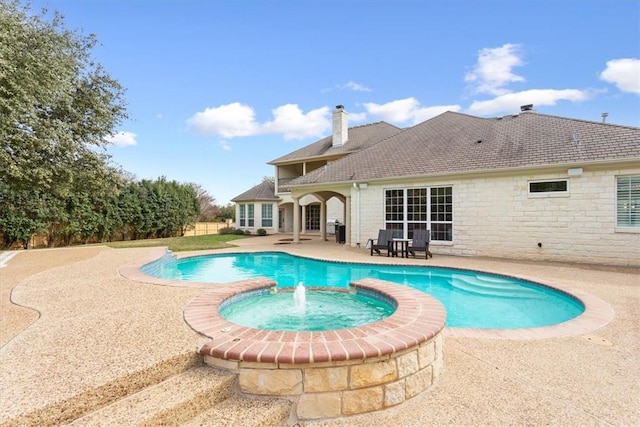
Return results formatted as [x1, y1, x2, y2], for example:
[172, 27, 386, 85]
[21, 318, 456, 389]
[68, 366, 238, 426]
[67, 365, 293, 427]
[450, 275, 543, 299]
[182, 395, 292, 427]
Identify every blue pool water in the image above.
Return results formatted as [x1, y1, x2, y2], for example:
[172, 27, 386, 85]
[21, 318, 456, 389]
[219, 290, 396, 331]
[143, 251, 584, 329]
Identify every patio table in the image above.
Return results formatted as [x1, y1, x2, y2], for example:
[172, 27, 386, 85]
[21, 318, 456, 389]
[391, 238, 411, 258]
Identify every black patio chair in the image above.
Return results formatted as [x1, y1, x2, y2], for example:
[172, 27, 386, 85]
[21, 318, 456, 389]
[370, 229, 392, 256]
[409, 229, 432, 259]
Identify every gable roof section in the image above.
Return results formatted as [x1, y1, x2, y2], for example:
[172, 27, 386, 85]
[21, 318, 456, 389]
[290, 111, 640, 185]
[268, 121, 402, 164]
[231, 180, 278, 202]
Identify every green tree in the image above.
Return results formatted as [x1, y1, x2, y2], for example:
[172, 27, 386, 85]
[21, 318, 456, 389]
[0, 1, 127, 247]
[215, 203, 236, 222]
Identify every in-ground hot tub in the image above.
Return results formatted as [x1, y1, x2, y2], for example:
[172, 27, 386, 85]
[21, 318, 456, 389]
[184, 278, 446, 420]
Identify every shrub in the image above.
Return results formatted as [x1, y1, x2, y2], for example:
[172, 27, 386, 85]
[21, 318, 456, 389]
[234, 228, 246, 235]
[256, 228, 267, 236]
[218, 227, 235, 235]
[244, 229, 252, 235]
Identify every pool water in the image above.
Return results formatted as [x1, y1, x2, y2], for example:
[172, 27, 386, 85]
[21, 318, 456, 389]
[219, 290, 396, 331]
[143, 251, 584, 329]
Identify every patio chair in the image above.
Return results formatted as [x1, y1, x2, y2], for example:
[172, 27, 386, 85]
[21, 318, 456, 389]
[409, 229, 432, 258]
[370, 229, 392, 256]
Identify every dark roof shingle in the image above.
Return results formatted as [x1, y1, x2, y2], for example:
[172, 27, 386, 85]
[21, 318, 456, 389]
[231, 180, 278, 202]
[290, 111, 640, 185]
[268, 121, 402, 164]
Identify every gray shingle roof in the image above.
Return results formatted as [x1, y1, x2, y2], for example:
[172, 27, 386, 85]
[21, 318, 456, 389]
[290, 111, 640, 185]
[268, 121, 402, 164]
[231, 180, 278, 202]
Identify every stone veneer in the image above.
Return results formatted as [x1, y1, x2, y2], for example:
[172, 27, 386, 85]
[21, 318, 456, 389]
[184, 278, 446, 420]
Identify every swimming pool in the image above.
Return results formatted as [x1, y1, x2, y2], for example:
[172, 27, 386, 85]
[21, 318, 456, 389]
[143, 251, 584, 329]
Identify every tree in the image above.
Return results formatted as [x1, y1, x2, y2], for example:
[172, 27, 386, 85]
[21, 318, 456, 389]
[0, 1, 127, 246]
[216, 203, 236, 222]
[191, 183, 218, 222]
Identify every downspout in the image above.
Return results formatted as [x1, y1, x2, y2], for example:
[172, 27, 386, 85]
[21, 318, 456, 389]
[354, 182, 361, 248]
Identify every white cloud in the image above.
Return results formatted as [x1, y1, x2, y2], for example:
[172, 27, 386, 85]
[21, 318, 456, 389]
[188, 103, 331, 141]
[261, 104, 331, 140]
[321, 80, 373, 93]
[599, 58, 640, 95]
[363, 98, 461, 125]
[465, 44, 525, 96]
[218, 140, 232, 151]
[340, 81, 372, 92]
[348, 111, 369, 123]
[105, 131, 137, 147]
[187, 102, 258, 138]
[467, 88, 592, 116]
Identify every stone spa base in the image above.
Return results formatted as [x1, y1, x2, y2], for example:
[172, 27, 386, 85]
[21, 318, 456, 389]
[184, 278, 446, 420]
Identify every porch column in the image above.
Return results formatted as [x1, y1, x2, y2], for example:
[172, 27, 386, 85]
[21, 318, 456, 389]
[301, 205, 307, 234]
[293, 196, 300, 243]
[344, 195, 351, 246]
[320, 200, 327, 241]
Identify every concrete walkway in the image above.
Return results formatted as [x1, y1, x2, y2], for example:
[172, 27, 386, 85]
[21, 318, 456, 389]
[1, 236, 639, 426]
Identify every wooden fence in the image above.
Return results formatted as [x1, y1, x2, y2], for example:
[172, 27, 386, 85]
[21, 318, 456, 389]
[183, 222, 230, 237]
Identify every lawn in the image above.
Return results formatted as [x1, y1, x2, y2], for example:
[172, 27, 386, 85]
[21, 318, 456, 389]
[103, 234, 249, 252]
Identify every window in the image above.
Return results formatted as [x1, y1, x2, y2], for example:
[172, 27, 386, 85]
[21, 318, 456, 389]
[261, 204, 273, 227]
[529, 180, 568, 194]
[430, 187, 453, 241]
[247, 204, 254, 227]
[617, 176, 640, 228]
[384, 187, 452, 241]
[239, 204, 246, 227]
[384, 189, 404, 236]
[305, 204, 320, 231]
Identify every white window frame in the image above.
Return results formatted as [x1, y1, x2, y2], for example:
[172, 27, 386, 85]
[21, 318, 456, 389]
[247, 204, 254, 227]
[384, 186, 453, 242]
[528, 179, 569, 197]
[239, 204, 246, 227]
[261, 204, 273, 228]
[616, 175, 640, 230]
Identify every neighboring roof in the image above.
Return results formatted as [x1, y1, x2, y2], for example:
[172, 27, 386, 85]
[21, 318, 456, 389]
[290, 111, 640, 185]
[231, 180, 278, 202]
[268, 121, 402, 164]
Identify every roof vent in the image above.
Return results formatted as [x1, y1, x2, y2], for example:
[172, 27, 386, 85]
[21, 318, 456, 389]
[520, 104, 534, 112]
[572, 132, 580, 146]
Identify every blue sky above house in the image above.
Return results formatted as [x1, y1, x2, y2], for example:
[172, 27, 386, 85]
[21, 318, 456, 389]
[28, 0, 640, 205]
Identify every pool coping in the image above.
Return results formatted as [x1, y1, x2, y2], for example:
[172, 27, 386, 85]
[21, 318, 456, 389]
[118, 247, 616, 340]
[184, 279, 446, 364]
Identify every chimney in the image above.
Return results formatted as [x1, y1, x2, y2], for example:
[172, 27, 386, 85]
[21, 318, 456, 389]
[332, 105, 348, 147]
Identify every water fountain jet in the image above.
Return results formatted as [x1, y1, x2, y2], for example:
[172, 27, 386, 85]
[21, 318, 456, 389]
[293, 281, 306, 312]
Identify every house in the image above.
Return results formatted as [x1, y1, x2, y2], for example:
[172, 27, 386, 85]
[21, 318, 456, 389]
[231, 179, 280, 231]
[233, 105, 640, 266]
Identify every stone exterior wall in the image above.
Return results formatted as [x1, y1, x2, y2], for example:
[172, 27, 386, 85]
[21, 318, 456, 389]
[204, 333, 444, 420]
[354, 166, 640, 266]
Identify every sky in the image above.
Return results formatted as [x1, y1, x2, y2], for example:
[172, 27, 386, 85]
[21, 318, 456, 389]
[28, 1, 640, 205]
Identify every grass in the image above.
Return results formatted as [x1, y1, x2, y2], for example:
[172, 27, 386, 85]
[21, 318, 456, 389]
[102, 234, 249, 252]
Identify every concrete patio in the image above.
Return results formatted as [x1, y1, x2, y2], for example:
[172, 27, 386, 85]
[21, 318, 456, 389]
[1, 235, 639, 426]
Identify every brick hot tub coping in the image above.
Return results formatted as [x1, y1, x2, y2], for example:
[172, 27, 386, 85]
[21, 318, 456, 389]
[184, 278, 446, 420]
[185, 278, 446, 364]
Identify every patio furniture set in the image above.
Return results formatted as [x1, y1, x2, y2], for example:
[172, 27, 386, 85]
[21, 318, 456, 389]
[369, 229, 432, 259]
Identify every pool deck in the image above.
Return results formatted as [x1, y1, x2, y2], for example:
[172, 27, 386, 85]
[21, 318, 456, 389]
[1, 235, 639, 426]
